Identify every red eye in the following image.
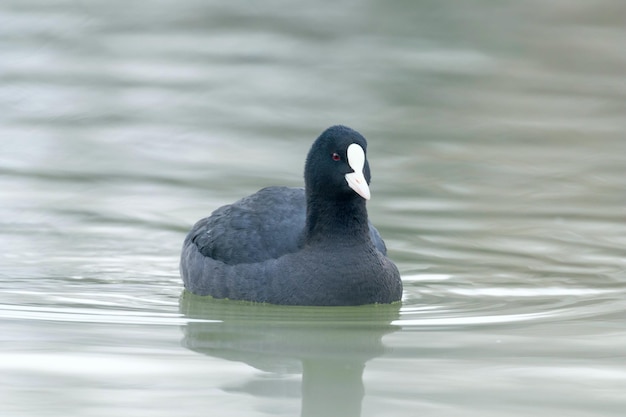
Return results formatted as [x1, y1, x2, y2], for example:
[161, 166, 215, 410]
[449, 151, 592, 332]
[331, 153, 341, 161]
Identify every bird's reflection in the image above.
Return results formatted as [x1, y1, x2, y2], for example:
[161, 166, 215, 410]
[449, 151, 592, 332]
[180, 292, 400, 417]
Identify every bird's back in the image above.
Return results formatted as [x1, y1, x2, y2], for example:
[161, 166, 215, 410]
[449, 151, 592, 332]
[187, 187, 306, 265]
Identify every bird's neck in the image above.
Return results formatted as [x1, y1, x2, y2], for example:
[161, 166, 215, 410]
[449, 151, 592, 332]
[304, 193, 371, 245]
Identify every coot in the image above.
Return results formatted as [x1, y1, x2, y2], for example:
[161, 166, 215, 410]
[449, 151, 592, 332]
[180, 125, 402, 305]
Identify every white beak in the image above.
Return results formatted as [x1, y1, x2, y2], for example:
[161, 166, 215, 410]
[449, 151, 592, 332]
[345, 143, 370, 200]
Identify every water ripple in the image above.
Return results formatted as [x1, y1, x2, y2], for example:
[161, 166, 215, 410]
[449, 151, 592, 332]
[0, 304, 215, 325]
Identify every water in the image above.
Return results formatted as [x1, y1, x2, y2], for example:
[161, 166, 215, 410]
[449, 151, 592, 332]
[1, 1, 625, 416]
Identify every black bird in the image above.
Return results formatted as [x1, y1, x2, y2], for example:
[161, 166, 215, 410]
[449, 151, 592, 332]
[180, 125, 402, 306]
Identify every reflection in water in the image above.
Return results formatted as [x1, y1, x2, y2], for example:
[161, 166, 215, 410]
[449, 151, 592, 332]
[180, 292, 400, 417]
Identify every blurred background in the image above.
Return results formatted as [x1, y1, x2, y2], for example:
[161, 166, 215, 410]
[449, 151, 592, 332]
[1, 1, 625, 417]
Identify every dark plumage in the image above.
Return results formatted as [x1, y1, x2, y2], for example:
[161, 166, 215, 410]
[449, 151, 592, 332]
[180, 125, 402, 306]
